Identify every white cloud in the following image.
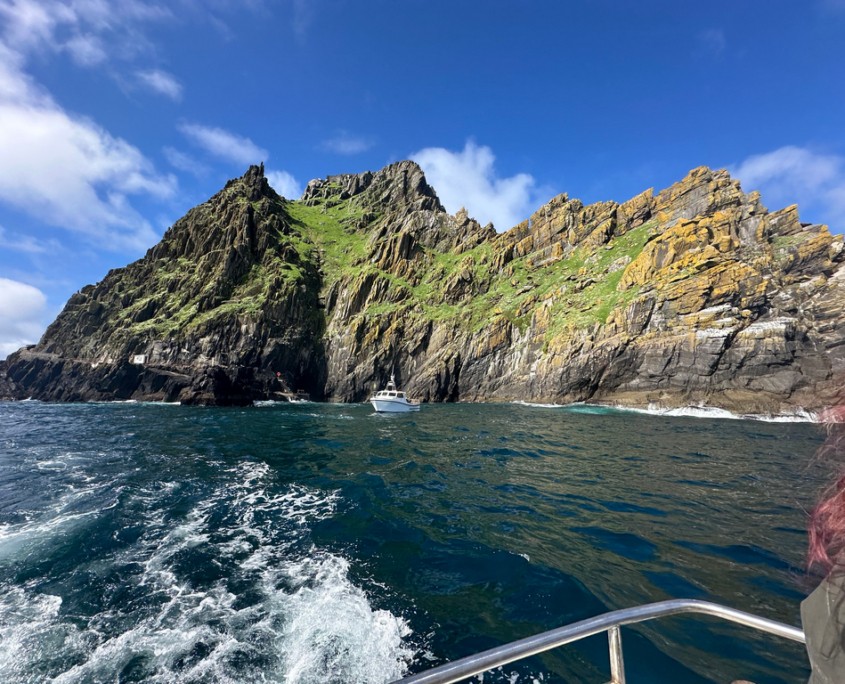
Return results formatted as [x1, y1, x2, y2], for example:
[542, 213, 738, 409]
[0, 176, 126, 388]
[320, 131, 372, 155]
[0, 224, 52, 253]
[697, 29, 726, 57]
[0, 277, 47, 359]
[136, 68, 182, 100]
[412, 140, 543, 231]
[0, 0, 170, 66]
[0, 2, 179, 249]
[292, 0, 314, 38]
[0, 0, 278, 75]
[0, 55, 176, 250]
[820, 0, 845, 11]
[163, 145, 209, 176]
[0, 0, 69, 53]
[730, 146, 845, 232]
[0, 43, 32, 99]
[179, 122, 268, 166]
[266, 169, 302, 199]
[64, 33, 107, 66]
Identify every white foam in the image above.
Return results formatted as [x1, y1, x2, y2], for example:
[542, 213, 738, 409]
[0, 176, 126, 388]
[617, 403, 818, 423]
[511, 400, 564, 409]
[0, 481, 105, 563]
[305, 411, 355, 420]
[512, 400, 621, 416]
[47, 549, 415, 684]
[513, 399, 818, 423]
[90, 400, 181, 406]
[0, 589, 88, 684]
[35, 459, 68, 471]
[271, 553, 414, 683]
[253, 399, 313, 407]
[644, 404, 742, 420]
[6, 461, 415, 683]
[474, 668, 548, 682]
[755, 409, 819, 423]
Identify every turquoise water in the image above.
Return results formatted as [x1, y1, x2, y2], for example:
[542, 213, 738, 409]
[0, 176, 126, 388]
[0, 401, 826, 683]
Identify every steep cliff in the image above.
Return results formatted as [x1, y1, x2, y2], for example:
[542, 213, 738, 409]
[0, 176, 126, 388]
[4, 165, 326, 404]
[4, 161, 844, 412]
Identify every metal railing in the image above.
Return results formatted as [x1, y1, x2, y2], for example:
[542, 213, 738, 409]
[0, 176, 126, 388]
[389, 598, 805, 684]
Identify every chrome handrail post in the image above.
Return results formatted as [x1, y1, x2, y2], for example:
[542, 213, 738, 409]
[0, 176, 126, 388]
[608, 625, 625, 684]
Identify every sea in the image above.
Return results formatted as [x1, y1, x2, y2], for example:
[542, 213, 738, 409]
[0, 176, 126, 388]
[0, 400, 828, 684]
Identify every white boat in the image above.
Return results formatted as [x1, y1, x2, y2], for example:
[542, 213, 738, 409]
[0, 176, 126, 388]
[369, 374, 420, 413]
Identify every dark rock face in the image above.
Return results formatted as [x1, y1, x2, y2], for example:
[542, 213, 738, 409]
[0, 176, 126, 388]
[4, 161, 844, 414]
[5, 164, 326, 405]
[0, 359, 16, 400]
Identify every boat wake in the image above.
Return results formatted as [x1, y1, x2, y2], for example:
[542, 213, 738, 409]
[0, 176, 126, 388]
[0, 460, 415, 684]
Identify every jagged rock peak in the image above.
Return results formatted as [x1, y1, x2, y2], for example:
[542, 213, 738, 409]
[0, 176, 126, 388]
[223, 162, 278, 202]
[302, 160, 444, 213]
[145, 163, 286, 267]
[376, 160, 442, 207]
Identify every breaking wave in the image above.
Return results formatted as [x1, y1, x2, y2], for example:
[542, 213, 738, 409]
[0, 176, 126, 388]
[513, 400, 817, 422]
[617, 403, 818, 423]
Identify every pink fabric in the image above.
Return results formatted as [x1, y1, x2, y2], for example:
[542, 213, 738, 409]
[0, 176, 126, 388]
[808, 408, 845, 573]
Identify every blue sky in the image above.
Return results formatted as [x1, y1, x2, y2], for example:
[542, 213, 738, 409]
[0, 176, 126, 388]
[1, 0, 845, 358]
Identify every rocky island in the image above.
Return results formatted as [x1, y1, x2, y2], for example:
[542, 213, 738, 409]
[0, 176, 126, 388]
[2, 161, 843, 414]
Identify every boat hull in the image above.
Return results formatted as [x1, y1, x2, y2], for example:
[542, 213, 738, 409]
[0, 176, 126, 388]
[370, 398, 420, 413]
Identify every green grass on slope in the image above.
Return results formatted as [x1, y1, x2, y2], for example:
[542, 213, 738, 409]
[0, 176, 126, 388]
[542, 222, 653, 338]
[119, 192, 653, 346]
[120, 194, 376, 343]
[430, 221, 653, 335]
[118, 214, 319, 340]
[284, 199, 370, 284]
[331, 218, 653, 339]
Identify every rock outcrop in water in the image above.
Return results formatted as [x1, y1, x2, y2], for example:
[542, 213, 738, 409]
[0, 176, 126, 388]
[3, 161, 844, 412]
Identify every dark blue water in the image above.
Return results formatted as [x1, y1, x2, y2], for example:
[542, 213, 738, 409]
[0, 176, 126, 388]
[0, 401, 826, 683]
